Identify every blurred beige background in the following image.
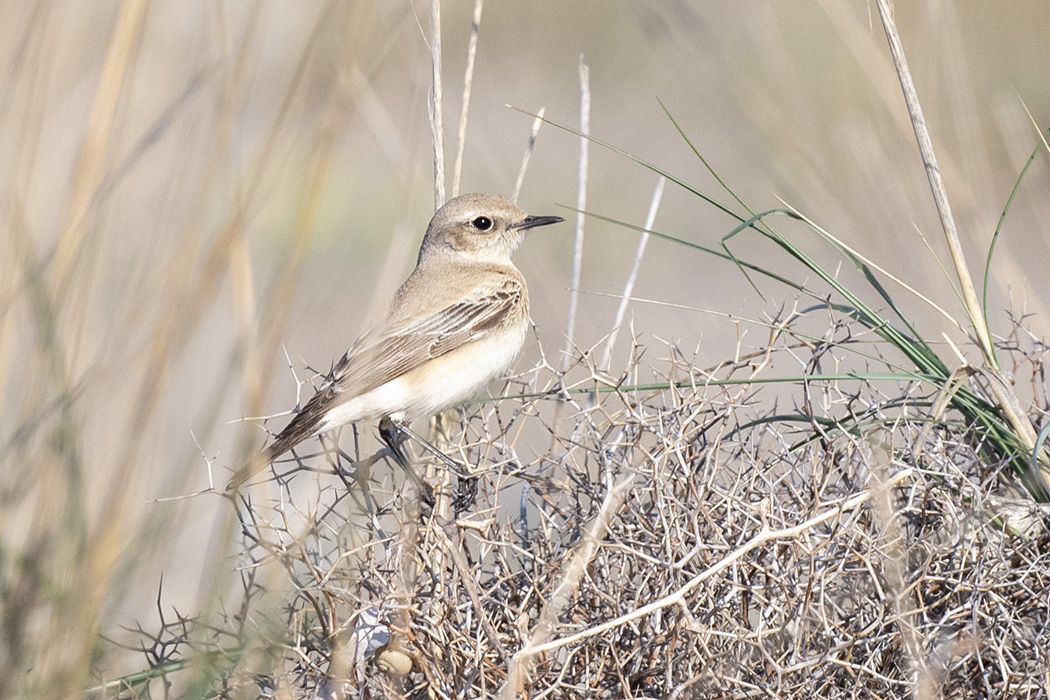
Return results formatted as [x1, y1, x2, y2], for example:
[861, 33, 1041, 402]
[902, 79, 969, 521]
[2, 0, 1049, 677]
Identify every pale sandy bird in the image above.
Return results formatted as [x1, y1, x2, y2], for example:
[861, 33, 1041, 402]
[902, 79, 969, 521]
[228, 193, 562, 488]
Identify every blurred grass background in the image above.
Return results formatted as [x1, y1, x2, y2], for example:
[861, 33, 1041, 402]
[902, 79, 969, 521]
[1, 0, 1049, 695]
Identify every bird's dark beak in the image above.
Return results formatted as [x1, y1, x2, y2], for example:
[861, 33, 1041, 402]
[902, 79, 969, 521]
[513, 215, 564, 230]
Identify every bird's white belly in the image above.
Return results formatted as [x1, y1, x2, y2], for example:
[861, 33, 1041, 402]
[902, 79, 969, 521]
[315, 328, 525, 434]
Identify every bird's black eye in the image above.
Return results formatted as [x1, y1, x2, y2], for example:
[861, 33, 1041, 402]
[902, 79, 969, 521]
[471, 216, 493, 231]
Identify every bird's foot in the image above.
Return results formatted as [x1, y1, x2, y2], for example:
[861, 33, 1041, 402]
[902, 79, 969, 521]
[379, 417, 435, 506]
[378, 416, 412, 468]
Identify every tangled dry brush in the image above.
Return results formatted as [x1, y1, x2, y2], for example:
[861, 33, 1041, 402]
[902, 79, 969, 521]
[130, 324, 1050, 700]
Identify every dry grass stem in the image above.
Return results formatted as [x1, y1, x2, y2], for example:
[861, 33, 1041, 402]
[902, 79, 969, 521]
[875, 0, 1048, 487]
[510, 107, 545, 204]
[428, 0, 446, 208]
[601, 175, 666, 369]
[450, 0, 484, 199]
[560, 56, 590, 373]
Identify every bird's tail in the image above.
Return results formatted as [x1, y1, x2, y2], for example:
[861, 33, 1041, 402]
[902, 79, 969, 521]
[225, 408, 324, 491]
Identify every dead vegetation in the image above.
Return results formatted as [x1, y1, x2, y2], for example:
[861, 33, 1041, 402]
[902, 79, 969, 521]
[108, 314, 1050, 699]
[6, 4, 1050, 699]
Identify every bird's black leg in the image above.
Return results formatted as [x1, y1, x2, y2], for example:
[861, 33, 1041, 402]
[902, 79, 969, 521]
[379, 416, 435, 506]
[379, 416, 411, 469]
[396, 423, 471, 478]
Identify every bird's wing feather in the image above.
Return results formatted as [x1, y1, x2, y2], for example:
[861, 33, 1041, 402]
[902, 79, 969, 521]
[261, 276, 522, 463]
[335, 277, 523, 396]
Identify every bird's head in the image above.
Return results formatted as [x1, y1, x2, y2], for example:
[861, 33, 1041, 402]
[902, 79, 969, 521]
[419, 193, 563, 264]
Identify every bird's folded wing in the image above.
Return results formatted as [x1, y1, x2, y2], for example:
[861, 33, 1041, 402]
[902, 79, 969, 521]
[254, 277, 523, 468]
[334, 278, 523, 397]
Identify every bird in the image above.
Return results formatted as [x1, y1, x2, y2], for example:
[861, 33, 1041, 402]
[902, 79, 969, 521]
[227, 193, 563, 489]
